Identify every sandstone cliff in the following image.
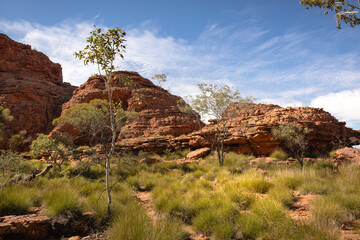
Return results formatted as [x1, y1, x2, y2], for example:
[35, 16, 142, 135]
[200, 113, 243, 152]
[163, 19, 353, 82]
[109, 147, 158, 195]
[0, 34, 76, 147]
[50, 71, 201, 144]
[118, 103, 360, 156]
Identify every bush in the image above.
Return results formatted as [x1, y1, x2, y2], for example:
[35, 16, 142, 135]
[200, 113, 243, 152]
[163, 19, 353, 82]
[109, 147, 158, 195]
[329, 150, 337, 158]
[270, 149, 288, 160]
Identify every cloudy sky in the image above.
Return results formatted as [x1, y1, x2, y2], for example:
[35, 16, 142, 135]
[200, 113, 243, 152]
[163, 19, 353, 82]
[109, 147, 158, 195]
[1, 0, 360, 128]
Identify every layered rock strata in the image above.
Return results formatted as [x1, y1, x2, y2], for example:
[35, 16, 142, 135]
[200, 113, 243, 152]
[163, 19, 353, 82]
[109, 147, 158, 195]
[0, 34, 76, 146]
[117, 104, 360, 156]
[50, 71, 201, 144]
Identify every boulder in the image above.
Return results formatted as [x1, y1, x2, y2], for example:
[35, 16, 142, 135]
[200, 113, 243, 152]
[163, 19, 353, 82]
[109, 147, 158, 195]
[186, 147, 211, 160]
[0, 214, 52, 240]
[0, 34, 76, 148]
[333, 147, 360, 166]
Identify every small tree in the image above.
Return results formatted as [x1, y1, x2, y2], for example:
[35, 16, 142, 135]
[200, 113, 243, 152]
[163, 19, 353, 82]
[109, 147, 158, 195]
[271, 124, 311, 170]
[183, 83, 253, 166]
[151, 73, 167, 87]
[0, 150, 25, 176]
[73, 26, 128, 218]
[300, 0, 360, 28]
[30, 133, 74, 171]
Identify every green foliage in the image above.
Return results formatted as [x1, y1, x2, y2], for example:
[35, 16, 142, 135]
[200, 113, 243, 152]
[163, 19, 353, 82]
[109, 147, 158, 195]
[270, 149, 289, 160]
[8, 134, 26, 152]
[30, 134, 74, 171]
[108, 201, 186, 240]
[44, 187, 84, 217]
[0, 150, 28, 175]
[152, 73, 167, 87]
[300, 0, 360, 29]
[74, 26, 126, 73]
[0, 186, 35, 216]
[329, 149, 337, 158]
[0, 106, 13, 141]
[184, 83, 254, 166]
[272, 124, 310, 169]
[238, 170, 272, 193]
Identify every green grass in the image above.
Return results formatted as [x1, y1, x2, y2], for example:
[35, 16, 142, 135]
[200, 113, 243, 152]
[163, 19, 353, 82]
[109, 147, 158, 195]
[270, 149, 289, 160]
[0, 186, 37, 216]
[44, 187, 84, 217]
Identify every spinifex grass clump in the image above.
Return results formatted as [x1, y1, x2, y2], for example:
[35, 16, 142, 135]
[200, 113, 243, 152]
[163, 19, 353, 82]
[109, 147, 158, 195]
[44, 188, 84, 217]
[0, 186, 39, 216]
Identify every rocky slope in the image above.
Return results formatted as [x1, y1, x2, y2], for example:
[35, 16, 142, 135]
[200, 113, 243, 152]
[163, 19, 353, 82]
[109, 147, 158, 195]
[0, 34, 76, 147]
[50, 71, 201, 144]
[118, 103, 360, 155]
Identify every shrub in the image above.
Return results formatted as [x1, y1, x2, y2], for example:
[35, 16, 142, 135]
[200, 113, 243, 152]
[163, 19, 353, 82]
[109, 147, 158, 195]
[329, 150, 337, 158]
[270, 149, 288, 160]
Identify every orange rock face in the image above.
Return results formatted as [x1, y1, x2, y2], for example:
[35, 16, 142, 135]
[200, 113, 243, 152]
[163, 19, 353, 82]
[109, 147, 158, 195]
[118, 103, 360, 156]
[51, 71, 200, 145]
[0, 34, 76, 146]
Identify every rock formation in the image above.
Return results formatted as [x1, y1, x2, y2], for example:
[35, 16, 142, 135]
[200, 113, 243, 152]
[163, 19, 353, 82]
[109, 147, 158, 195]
[50, 71, 201, 144]
[0, 34, 76, 147]
[118, 103, 360, 156]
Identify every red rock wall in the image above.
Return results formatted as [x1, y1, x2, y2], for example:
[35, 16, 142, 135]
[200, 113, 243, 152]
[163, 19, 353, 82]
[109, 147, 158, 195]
[0, 34, 76, 147]
[117, 103, 360, 156]
[50, 71, 201, 145]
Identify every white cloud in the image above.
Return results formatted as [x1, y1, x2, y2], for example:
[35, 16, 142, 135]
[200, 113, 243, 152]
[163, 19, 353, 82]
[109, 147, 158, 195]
[310, 89, 360, 129]
[1, 19, 360, 128]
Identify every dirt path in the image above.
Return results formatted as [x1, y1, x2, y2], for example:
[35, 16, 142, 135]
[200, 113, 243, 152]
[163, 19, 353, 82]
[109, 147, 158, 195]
[134, 191, 209, 240]
[289, 192, 360, 240]
[289, 192, 320, 222]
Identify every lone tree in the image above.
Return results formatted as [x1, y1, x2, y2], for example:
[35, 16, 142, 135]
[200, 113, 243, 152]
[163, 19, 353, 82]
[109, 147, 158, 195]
[272, 124, 311, 170]
[152, 73, 167, 87]
[73, 26, 127, 218]
[300, 0, 360, 28]
[183, 83, 253, 166]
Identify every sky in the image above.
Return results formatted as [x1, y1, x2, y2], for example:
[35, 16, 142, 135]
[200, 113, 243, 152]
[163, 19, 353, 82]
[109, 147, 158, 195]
[1, 0, 360, 129]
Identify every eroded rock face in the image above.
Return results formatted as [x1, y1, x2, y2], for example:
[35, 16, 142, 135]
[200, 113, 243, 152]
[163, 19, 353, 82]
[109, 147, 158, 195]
[50, 71, 200, 144]
[0, 34, 76, 146]
[117, 104, 360, 156]
[333, 147, 360, 166]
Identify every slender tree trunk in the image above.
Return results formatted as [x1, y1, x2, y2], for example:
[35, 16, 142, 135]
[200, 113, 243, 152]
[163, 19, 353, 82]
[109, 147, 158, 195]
[105, 72, 116, 218]
[105, 155, 112, 217]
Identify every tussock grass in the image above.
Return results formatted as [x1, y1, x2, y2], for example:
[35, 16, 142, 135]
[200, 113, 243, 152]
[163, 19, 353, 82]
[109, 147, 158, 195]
[237, 170, 272, 193]
[44, 187, 84, 217]
[0, 186, 37, 216]
[270, 149, 289, 160]
[108, 200, 186, 240]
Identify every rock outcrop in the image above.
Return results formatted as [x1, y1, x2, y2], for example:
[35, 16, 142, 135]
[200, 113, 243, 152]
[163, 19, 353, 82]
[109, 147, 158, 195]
[0, 34, 76, 147]
[50, 71, 200, 144]
[333, 147, 360, 166]
[118, 104, 360, 156]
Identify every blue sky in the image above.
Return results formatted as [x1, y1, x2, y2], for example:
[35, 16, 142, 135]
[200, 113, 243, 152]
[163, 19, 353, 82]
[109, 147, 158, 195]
[1, 0, 360, 129]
